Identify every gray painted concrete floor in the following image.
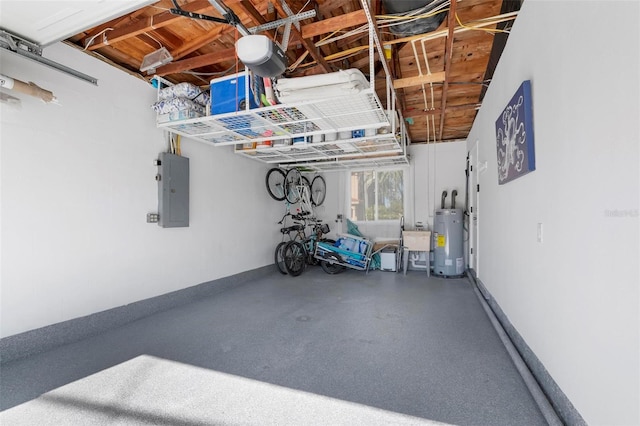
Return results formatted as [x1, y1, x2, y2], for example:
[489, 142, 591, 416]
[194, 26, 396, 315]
[0, 268, 546, 425]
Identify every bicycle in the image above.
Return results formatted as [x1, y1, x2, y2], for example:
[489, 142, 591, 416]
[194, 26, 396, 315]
[274, 212, 306, 275]
[282, 214, 334, 277]
[265, 167, 326, 208]
[284, 168, 326, 207]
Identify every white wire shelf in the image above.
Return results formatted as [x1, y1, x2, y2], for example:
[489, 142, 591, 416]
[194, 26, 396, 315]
[158, 89, 391, 144]
[155, 7, 411, 171]
[282, 154, 410, 172]
[157, 89, 409, 169]
[235, 133, 401, 162]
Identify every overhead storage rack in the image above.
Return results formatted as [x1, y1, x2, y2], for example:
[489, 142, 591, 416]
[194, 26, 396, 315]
[157, 88, 409, 169]
[155, 0, 409, 171]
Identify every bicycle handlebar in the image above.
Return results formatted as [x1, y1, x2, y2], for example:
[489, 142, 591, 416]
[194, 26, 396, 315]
[278, 212, 294, 224]
[279, 211, 323, 226]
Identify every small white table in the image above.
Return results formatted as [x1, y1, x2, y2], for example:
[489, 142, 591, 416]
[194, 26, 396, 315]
[402, 231, 431, 276]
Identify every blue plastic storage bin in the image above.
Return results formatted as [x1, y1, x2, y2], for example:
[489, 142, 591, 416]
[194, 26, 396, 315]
[210, 73, 259, 115]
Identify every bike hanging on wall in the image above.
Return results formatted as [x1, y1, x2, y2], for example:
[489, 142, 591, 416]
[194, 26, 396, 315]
[265, 167, 326, 210]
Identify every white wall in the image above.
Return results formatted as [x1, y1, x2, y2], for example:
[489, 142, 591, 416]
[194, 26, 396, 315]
[410, 141, 467, 229]
[466, 1, 639, 424]
[320, 141, 467, 240]
[0, 43, 282, 338]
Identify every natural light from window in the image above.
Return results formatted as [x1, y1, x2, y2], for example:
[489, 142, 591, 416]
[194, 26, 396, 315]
[350, 169, 404, 221]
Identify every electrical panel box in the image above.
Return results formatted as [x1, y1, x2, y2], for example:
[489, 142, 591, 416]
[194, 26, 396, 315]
[158, 153, 189, 228]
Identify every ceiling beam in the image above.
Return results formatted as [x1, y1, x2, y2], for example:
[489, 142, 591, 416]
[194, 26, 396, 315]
[301, 10, 367, 39]
[318, 12, 518, 65]
[271, 1, 331, 73]
[155, 47, 236, 76]
[479, 0, 520, 101]
[392, 43, 407, 113]
[350, 52, 379, 71]
[385, 11, 518, 46]
[438, 0, 457, 141]
[393, 72, 446, 89]
[170, 27, 231, 60]
[335, 31, 369, 50]
[83, 0, 216, 50]
[236, 0, 267, 26]
[404, 103, 480, 118]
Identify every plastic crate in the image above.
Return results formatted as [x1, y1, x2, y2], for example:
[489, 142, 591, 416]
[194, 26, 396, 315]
[210, 73, 260, 115]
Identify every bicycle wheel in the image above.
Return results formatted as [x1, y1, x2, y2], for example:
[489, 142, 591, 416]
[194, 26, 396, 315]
[274, 241, 288, 274]
[321, 252, 346, 274]
[266, 168, 287, 201]
[310, 175, 326, 206]
[302, 176, 311, 198]
[285, 168, 302, 204]
[284, 241, 306, 276]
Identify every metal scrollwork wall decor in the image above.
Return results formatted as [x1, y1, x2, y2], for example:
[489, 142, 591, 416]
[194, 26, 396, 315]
[495, 80, 536, 184]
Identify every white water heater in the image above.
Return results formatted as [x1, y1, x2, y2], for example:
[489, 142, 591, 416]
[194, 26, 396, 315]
[433, 208, 464, 277]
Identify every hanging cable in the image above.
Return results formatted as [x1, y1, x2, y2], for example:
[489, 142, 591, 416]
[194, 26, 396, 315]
[83, 28, 113, 50]
[145, 32, 164, 49]
[455, 13, 510, 34]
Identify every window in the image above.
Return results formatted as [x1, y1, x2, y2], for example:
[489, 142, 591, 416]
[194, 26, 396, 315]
[350, 169, 404, 221]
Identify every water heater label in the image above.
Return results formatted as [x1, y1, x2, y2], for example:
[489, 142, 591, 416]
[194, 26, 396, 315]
[456, 258, 464, 273]
[437, 235, 446, 247]
[445, 259, 453, 266]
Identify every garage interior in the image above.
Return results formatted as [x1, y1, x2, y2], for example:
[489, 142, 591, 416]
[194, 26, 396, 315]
[0, 1, 638, 425]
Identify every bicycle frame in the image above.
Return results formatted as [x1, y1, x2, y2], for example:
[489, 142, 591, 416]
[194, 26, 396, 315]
[289, 215, 330, 265]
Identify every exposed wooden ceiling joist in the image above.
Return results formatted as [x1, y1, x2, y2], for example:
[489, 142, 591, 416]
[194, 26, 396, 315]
[301, 10, 367, 39]
[438, 0, 457, 141]
[83, 0, 216, 50]
[393, 72, 446, 89]
[171, 27, 231, 60]
[271, 1, 332, 73]
[236, 0, 268, 26]
[62, 0, 515, 145]
[404, 103, 480, 118]
[155, 47, 236, 76]
[385, 11, 518, 46]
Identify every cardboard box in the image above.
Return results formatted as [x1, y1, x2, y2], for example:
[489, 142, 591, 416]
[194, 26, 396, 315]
[373, 239, 400, 252]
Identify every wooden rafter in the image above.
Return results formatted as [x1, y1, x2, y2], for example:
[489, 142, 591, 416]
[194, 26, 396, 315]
[236, 0, 267, 26]
[301, 10, 367, 39]
[438, 0, 457, 141]
[404, 103, 480, 118]
[384, 12, 518, 46]
[350, 52, 379, 70]
[150, 1, 373, 76]
[334, 32, 369, 50]
[394, 72, 446, 89]
[155, 48, 236, 76]
[63, 0, 513, 145]
[393, 44, 407, 113]
[170, 27, 232, 60]
[271, 1, 331, 73]
[83, 0, 216, 50]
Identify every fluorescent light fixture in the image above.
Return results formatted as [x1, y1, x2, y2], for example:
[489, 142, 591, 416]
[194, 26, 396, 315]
[140, 47, 173, 73]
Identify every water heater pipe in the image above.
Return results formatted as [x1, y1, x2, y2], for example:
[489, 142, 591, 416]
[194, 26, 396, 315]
[451, 189, 457, 209]
[0, 74, 55, 103]
[441, 190, 447, 210]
